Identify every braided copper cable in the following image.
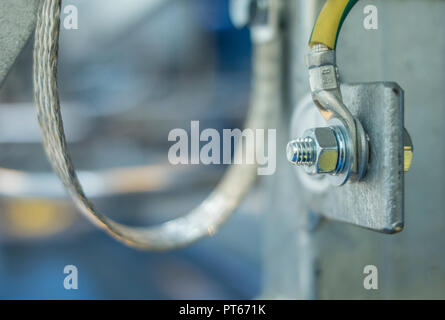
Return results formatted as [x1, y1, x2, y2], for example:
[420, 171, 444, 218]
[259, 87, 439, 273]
[33, 0, 280, 250]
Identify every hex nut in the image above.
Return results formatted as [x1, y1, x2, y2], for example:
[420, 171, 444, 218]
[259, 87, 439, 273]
[303, 127, 339, 174]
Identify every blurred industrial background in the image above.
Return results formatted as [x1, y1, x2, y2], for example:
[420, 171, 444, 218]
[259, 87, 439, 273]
[0, 0, 262, 299]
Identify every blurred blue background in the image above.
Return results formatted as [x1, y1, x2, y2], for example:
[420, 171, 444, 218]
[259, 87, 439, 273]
[0, 0, 263, 299]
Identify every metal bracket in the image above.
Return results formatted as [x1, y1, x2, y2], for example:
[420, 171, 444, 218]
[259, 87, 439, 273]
[293, 82, 405, 233]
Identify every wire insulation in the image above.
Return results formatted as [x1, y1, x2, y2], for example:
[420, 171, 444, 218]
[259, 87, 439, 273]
[309, 0, 359, 49]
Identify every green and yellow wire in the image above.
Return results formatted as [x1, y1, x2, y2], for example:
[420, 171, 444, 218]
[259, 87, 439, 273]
[309, 0, 359, 50]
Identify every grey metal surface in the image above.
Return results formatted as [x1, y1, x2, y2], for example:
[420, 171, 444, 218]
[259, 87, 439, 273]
[308, 82, 404, 233]
[0, 0, 40, 87]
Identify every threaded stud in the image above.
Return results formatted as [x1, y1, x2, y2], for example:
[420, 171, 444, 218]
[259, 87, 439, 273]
[286, 138, 316, 166]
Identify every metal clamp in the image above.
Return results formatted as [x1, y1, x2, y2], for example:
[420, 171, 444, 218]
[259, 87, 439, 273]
[287, 44, 369, 186]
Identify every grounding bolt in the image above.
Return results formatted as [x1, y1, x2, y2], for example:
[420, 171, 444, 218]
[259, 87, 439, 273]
[286, 126, 349, 177]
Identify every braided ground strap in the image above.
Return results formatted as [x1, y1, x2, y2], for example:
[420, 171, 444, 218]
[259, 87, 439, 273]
[33, 0, 280, 250]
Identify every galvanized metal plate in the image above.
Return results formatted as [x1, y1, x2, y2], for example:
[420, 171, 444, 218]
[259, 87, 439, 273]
[0, 0, 40, 87]
[305, 82, 405, 233]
